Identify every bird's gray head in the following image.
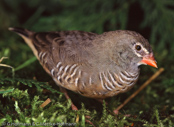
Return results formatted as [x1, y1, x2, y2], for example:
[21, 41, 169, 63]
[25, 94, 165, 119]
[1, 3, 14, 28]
[100, 30, 157, 71]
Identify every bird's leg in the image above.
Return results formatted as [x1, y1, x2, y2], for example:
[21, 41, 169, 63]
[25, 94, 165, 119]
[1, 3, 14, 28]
[95, 99, 108, 105]
[59, 87, 95, 127]
[113, 109, 120, 115]
[96, 98, 104, 103]
[113, 108, 131, 117]
[59, 87, 78, 110]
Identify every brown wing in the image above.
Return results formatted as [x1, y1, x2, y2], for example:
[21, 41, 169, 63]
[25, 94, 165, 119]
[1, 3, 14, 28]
[30, 30, 97, 71]
[30, 31, 100, 93]
[9, 27, 99, 92]
[9, 27, 98, 75]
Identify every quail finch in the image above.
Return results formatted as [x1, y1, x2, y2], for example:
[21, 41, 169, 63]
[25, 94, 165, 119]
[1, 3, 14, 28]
[9, 27, 157, 110]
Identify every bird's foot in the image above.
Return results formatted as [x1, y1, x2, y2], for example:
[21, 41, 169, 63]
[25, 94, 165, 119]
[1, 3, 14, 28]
[70, 100, 95, 126]
[71, 102, 78, 111]
[113, 109, 119, 115]
[113, 109, 131, 117]
[85, 116, 95, 127]
[59, 87, 95, 126]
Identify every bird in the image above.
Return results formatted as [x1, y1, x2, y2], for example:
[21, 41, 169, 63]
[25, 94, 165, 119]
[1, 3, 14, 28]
[9, 27, 157, 109]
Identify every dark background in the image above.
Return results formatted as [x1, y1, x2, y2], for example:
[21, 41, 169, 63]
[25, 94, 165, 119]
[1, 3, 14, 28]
[0, 0, 174, 126]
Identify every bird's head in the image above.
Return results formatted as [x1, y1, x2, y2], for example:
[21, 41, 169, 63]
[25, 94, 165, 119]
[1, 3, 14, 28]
[103, 30, 157, 70]
[131, 41, 157, 68]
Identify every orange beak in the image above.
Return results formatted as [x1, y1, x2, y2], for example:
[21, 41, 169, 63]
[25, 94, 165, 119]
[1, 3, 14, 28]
[140, 53, 158, 68]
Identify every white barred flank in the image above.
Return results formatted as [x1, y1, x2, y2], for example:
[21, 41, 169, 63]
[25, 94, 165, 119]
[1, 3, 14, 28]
[69, 64, 78, 72]
[119, 74, 130, 84]
[70, 65, 79, 78]
[52, 61, 139, 95]
[119, 71, 132, 80]
[38, 51, 47, 63]
[113, 73, 123, 87]
[103, 72, 115, 89]
[82, 81, 86, 88]
[120, 71, 139, 83]
[57, 66, 64, 75]
[64, 65, 70, 73]
[75, 71, 82, 87]
[129, 72, 139, 77]
[41, 52, 47, 60]
[89, 76, 92, 85]
[57, 76, 61, 81]
[75, 78, 79, 86]
[56, 62, 62, 68]
[134, 74, 139, 81]
[104, 82, 113, 91]
[61, 65, 70, 78]
[99, 72, 115, 91]
[51, 68, 55, 76]
[99, 73, 105, 90]
[129, 81, 135, 86]
[38, 51, 43, 58]
[65, 75, 71, 84]
[54, 62, 82, 88]
[108, 71, 122, 88]
[99, 70, 139, 91]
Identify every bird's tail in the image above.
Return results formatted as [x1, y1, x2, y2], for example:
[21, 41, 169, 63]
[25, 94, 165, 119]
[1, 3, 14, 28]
[9, 27, 39, 59]
[8, 27, 32, 38]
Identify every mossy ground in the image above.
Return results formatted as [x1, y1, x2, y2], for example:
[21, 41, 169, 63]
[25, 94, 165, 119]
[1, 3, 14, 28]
[0, 0, 174, 126]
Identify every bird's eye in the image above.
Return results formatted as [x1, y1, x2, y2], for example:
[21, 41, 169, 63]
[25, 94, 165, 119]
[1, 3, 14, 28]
[135, 45, 141, 51]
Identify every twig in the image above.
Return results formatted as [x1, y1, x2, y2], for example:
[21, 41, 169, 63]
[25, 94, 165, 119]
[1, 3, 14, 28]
[75, 114, 79, 123]
[0, 57, 15, 78]
[40, 98, 51, 108]
[114, 68, 164, 113]
[0, 57, 8, 62]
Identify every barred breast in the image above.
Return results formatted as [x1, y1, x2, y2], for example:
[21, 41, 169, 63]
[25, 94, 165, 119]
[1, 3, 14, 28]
[42, 56, 140, 98]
